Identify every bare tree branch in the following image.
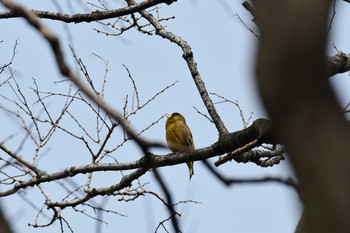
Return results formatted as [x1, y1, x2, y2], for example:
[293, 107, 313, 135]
[0, 0, 177, 23]
[255, 1, 350, 232]
[0, 144, 44, 175]
[5, 0, 350, 232]
[0, 117, 277, 200]
[126, 0, 228, 135]
[326, 51, 350, 77]
[242, 2, 350, 78]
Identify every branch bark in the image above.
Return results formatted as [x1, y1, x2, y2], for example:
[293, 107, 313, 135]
[126, 0, 229, 135]
[326, 52, 350, 77]
[255, 1, 350, 233]
[0, 0, 176, 23]
[0, 118, 275, 198]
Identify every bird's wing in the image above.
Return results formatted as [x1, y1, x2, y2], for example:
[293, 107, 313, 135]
[187, 131, 195, 150]
[181, 125, 195, 150]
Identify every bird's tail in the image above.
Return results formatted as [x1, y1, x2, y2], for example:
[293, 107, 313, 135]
[187, 162, 194, 180]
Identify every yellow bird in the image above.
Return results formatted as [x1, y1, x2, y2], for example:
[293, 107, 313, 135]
[165, 112, 195, 180]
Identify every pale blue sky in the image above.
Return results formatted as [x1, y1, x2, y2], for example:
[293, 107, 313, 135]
[1, 1, 350, 233]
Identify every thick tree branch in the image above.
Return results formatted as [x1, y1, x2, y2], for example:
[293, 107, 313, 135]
[326, 52, 350, 77]
[0, 118, 275, 197]
[233, 147, 285, 167]
[0, 0, 176, 23]
[255, 1, 350, 233]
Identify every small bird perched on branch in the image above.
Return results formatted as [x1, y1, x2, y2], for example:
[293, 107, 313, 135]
[165, 112, 195, 180]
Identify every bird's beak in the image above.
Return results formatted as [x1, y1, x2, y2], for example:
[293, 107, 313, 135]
[166, 113, 172, 118]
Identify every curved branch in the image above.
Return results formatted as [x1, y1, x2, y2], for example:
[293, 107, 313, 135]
[0, 0, 176, 23]
[126, 0, 228, 135]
